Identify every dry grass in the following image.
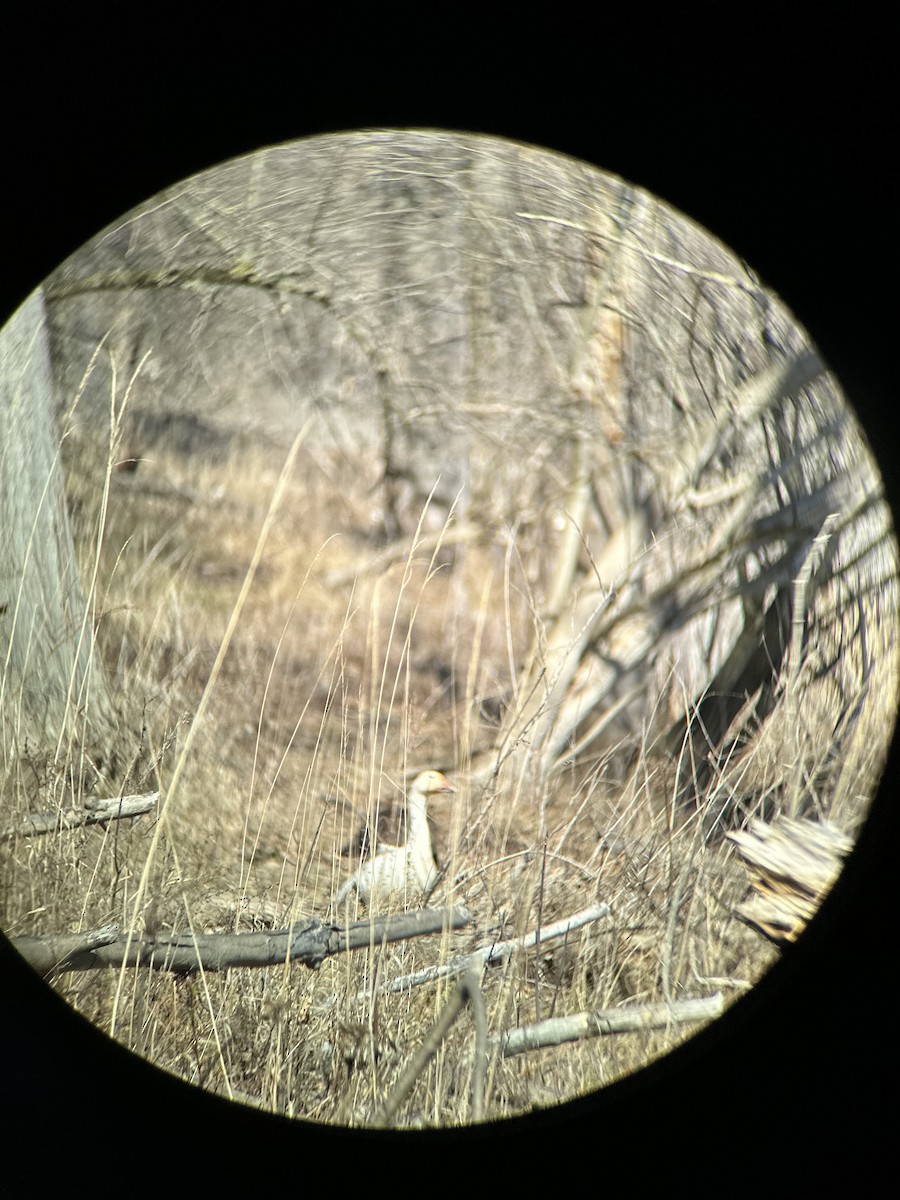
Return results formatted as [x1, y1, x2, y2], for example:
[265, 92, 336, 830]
[5, 425, 890, 1129]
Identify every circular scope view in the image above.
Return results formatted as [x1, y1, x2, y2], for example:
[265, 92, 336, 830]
[1, 130, 897, 1129]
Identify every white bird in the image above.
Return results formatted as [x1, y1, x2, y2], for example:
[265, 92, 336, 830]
[332, 770, 456, 909]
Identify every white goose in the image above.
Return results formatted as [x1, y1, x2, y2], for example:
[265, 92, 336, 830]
[332, 770, 456, 908]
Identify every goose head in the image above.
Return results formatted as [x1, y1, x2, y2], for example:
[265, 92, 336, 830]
[408, 770, 456, 804]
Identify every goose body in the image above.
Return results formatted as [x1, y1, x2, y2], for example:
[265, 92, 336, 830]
[333, 770, 456, 908]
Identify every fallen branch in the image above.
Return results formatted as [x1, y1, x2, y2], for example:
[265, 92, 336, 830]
[11, 905, 473, 979]
[6, 925, 121, 974]
[366, 902, 610, 998]
[491, 992, 724, 1059]
[378, 970, 487, 1125]
[0, 792, 159, 842]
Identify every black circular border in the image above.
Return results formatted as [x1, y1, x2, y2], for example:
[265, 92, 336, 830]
[2, 8, 895, 1189]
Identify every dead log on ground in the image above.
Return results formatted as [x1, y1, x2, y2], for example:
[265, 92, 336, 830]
[11, 904, 473, 979]
[0, 792, 159, 842]
[491, 992, 724, 1059]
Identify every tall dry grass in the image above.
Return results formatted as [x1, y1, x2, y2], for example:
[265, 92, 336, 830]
[5, 420, 886, 1129]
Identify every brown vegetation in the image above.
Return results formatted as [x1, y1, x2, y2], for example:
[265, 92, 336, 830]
[2, 422, 880, 1127]
[2, 131, 897, 1130]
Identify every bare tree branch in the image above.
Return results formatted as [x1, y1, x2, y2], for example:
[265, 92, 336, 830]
[0, 792, 159, 842]
[365, 903, 610, 997]
[378, 970, 487, 1125]
[492, 992, 724, 1059]
[11, 905, 473, 979]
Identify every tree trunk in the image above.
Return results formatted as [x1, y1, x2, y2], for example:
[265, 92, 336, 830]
[0, 289, 115, 761]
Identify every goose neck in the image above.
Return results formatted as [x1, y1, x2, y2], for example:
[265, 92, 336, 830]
[406, 789, 429, 836]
